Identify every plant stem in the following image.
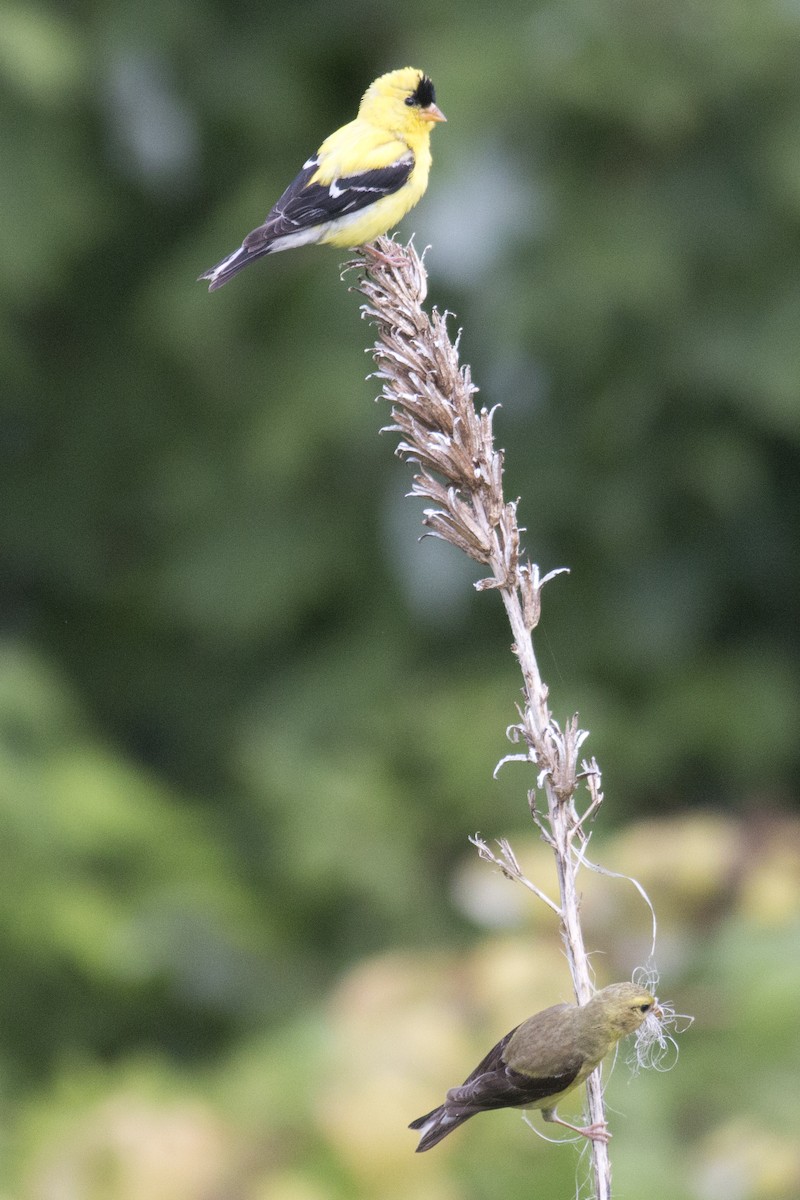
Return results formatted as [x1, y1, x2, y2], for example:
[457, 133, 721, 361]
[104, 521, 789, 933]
[350, 237, 613, 1198]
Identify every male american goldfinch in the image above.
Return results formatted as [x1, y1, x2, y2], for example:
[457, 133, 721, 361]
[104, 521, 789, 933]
[410, 982, 660, 1151]
[199, 67, 445, 290]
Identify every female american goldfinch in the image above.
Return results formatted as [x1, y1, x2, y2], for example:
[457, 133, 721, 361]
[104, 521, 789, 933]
[410, 982, 660, 1151]
[199, 67, 446, 291]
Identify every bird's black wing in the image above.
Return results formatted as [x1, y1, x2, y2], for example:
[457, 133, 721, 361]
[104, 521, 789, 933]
[409, 1027, 583, 1152]
[446, 1029, 583, 1112]
[448, 1061, 583, 1111]
[244, 153, 414, 248]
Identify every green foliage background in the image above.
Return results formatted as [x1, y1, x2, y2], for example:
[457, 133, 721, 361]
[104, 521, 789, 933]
[1, 1, 799, 1196]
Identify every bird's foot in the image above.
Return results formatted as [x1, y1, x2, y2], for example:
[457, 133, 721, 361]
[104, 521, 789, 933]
[578, 1121, 611, 1143]
[542, 1109, 611, 1143]
[559, 1118, 611, 1143]
[361, 241, 405, 268]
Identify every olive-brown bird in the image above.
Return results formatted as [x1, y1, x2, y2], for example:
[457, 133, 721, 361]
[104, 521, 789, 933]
[410, 982, 659, 1151]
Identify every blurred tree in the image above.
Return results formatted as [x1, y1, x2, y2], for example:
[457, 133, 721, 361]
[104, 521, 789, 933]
[0, 0, 798, 1164]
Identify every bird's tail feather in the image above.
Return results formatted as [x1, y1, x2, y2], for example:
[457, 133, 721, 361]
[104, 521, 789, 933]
[198, 242, 274, 291]
[409, 1104, 475, 1152]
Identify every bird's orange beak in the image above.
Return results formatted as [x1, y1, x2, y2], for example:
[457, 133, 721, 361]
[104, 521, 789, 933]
[421, 103, 447, 123]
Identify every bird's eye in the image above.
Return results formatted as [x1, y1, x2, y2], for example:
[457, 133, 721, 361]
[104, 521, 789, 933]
[404, 95, 416, 106]
[639, 1003, 652, 1013]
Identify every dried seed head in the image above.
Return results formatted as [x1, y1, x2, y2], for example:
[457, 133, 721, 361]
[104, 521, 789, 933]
[355, 237, 509, 570]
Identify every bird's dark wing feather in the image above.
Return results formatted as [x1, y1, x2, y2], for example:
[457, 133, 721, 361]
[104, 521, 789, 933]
[445, 1029, 583, 1112]
[448, 1061, 582, 1111]
[410, 1026, 583, 1152]
[243, 154, 414, 248]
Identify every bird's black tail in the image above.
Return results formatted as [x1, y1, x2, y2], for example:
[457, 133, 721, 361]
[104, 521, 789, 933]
[409, 1104, 476, 1152]
[198, 241, 274, 291]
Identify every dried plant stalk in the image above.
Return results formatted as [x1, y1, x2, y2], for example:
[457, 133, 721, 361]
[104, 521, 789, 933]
[349, 235, 619, 1198]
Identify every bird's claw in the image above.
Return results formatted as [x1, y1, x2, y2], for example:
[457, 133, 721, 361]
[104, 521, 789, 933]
[544, 1112, 612, 1143]
[580, 1121, 611, 1143]
[361, 241, 405, 269]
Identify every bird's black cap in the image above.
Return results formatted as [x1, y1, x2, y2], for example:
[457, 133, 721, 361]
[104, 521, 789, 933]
[408, 75, 436, 108]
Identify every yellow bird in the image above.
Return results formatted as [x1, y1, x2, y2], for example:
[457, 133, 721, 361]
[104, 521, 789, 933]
[199, 67, 446, 290]
[410, 982, 660, 1151]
